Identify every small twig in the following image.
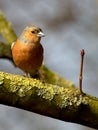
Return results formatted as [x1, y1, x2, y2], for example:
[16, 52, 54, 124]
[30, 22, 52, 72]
[78, 49, 85, 93]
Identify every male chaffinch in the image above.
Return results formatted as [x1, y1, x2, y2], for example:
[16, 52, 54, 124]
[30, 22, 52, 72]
[11, 25, 45, 77]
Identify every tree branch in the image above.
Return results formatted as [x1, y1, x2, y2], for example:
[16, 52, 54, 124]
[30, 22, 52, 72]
[0, 10, 16, 62]
[0, 10, 17, 44]
[0, 42, 12, 60]
[0, 71, 98, 129]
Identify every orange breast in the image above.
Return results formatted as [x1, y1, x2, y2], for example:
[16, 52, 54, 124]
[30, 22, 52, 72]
[12, 39, 43, 73]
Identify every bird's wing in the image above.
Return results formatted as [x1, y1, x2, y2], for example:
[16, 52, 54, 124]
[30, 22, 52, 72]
[11, 42, 15, 49]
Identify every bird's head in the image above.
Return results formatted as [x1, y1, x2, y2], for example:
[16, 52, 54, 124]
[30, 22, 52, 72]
[19, 25, 45, 44]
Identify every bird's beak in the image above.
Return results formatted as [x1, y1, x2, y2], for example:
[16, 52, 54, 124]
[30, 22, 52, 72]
[37, 31, 45, 37]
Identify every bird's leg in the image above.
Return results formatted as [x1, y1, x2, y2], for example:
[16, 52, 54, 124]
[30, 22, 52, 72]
[29, 70, 39, 79]
[24, 73, 31, 78]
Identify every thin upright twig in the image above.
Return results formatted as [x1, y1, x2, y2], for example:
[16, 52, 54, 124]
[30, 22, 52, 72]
[78, 49, 85, 93]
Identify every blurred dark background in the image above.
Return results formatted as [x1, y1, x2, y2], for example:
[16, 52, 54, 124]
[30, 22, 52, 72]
[0, 0, 98, 130]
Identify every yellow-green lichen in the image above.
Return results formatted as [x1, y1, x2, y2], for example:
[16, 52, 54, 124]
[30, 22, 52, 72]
[52, 87, 74, 108]
[54, 89, 89, 108]
[36, 84, 55, 100]
[15, 77, 55, 99]
[0, 72, 4, 85]
[17, 78, 33, 97]
[73, 92, 89, 106]
[8, 75, 23, 92]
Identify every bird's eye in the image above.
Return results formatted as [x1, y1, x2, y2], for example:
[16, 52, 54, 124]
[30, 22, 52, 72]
[31, 31, 35, 33]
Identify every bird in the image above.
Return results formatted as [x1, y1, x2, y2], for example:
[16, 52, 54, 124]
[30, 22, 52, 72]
[11, 25, 45, 78]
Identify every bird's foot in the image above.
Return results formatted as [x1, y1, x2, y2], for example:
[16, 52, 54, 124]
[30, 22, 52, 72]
[23, 73, 31, 78]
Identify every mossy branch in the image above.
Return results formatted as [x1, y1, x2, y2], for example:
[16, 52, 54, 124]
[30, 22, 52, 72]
[0, 10, 98, 129]
[0, 71, 98, 129]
